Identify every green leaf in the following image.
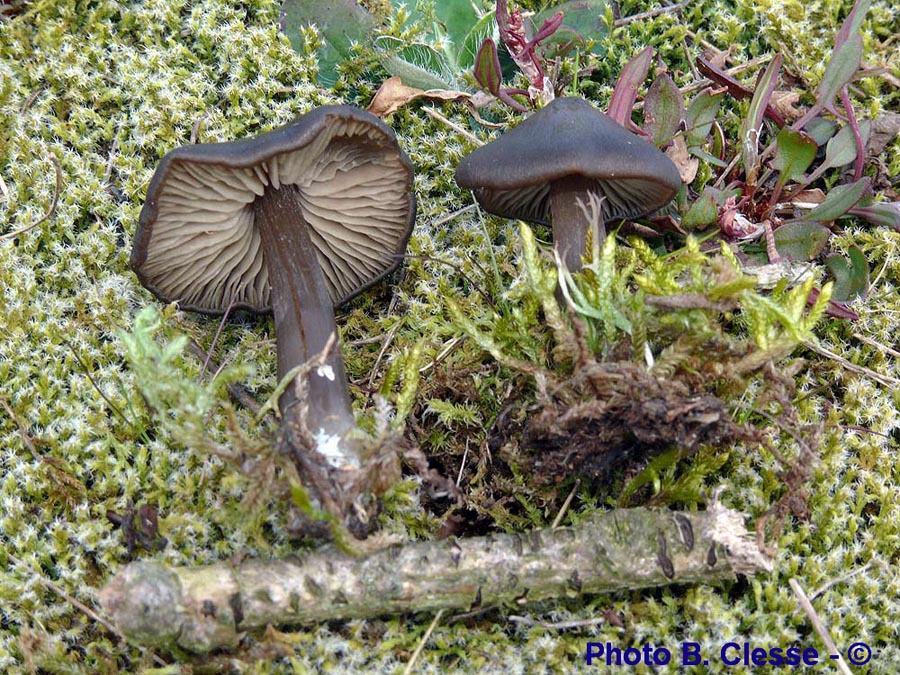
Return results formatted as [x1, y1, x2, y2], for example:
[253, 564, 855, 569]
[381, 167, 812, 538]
[795, 178, 871, 222]
[532, 0, 608, 56]
[685, 88, 724, 149]
[817, 36, 862, 111]
[458, 11, 497, 71]
[772, 129, 817, 184]
[682, 189, 719, 230]
[741, 54, 781, 180]
[823, 119, 871, 170]
[772, 221, 830, 261]
[815, 0, 871, 111]
[376, 37, 456, 90]
[690, 147, 729, 168]
[433, 0, 480, 54]
[825, 246, 868, 302]
[804, 117, 839, 146]
[644, 74, 683, 146]
[279, 0, 376, 87]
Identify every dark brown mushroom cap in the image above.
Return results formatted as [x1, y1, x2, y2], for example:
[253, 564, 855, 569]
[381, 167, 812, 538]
[131, 105, 416, 314]
[454, 97, 681, 224]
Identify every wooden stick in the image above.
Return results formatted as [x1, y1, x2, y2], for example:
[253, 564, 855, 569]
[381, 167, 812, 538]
[789, 578, 854, 675]
[100, 504, 770, 653]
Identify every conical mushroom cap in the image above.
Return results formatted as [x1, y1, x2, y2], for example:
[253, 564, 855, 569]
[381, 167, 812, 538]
[455, 97, 681, 224]
[132, 106, 416, 314]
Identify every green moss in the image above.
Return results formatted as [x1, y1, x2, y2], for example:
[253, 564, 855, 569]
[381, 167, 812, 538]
[1, 0, 899, 672]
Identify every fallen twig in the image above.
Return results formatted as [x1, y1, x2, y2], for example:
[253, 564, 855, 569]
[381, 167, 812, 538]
[403, 609, 444, 675]
[508, 615, 608, 630]
[789, 578, 853, 675]
[100, 504, 770, 653]
[551, 478, 580, 528]
[803, 340, 900, 388]
[851, 332, 900, 359]
[613, 0, 690, 27]
[422, 107, 484, 146]
[187, 339, 264, 417]
[3, 552, 168, 668]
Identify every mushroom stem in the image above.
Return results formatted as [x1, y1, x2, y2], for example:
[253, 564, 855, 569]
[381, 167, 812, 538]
[253, 184, 357, 465]
[549, 176, 605, 272]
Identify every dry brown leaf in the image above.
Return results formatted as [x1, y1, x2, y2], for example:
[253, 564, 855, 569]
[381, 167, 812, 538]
[703, 46, 736, 71]
[769, 91, 803, 122]
[366, 76, 470, 118]
[666, 134, 699, 184]
[790, 188, 826, 206]
[868, 111, 900, 156]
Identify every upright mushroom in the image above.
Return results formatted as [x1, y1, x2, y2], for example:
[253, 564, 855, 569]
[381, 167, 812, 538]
[132, 105, 415, 528]
[455, 97, 681, 271]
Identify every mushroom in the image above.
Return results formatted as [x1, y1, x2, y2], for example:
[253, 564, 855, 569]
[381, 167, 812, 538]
[131, 105, 415, 517]
[455, 97, 681, 271]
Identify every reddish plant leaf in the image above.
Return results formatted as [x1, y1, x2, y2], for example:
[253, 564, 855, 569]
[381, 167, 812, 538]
[496, 0, 556, 98]
[807, 286, 860, 320]
[473, 38, 502, 95]
[696, 56, 785, 127]
[815, 0, 870, 114]
[644, 73, 684, 146]
[848, 202, 900, 230]
[531, 11, 564, 44]
[792, 0, 871, 130]
[608, 46, 653, 128]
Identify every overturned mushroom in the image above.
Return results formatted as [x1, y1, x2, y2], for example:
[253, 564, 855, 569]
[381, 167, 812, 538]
[455, 97, 681, 271]
[132, 105, 415, 532]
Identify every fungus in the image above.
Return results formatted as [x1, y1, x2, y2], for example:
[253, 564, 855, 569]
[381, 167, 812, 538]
[131, 105, 415, 526]
[455, 97, 681, 270]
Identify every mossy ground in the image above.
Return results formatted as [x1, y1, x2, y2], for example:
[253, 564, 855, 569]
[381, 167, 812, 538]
[1, 0, 899, 672]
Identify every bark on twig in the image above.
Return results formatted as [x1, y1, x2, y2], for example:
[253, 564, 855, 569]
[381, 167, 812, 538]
[99, 504, 770, 654]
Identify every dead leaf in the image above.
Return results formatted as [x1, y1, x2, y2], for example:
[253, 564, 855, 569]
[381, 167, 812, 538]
[367, 76, 470, 118]
[666, 135, 699, 184]
[703, 46, 736, 71]
[769, 91, 803, 122]
[868, 111, 900, 156]
[789, 188, 827, 206]
[464, 91, 507, 128]
[644, 214, 687, 236]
